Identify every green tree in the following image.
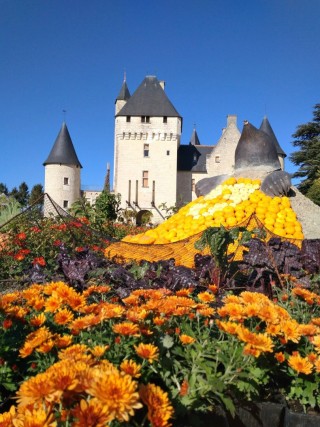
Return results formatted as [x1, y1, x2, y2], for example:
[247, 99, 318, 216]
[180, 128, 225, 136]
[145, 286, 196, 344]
[29, 184, 44, 205]
[306, 179, 320, 206]
[94, 191, 121, 223]
[0, 183, 8, 196]
[289, 103, 320, 202]
[10, 182, 29, 207]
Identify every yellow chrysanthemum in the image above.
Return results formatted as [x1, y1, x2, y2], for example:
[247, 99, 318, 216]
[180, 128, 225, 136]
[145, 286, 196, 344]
[140, 383, 174, 427]
[85, 368, 142, 422]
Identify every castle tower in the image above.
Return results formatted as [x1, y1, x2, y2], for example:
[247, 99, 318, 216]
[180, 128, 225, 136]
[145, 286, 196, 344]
[260, 116, 286, 170]
[43, 122, 82, 212]
[113, 75, 182, 223]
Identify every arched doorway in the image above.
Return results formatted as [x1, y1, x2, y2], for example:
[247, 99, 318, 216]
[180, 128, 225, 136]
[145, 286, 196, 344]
[136, 210, 153, 226]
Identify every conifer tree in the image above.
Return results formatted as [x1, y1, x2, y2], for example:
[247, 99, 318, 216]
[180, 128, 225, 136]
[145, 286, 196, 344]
[290, 103, 320, 204]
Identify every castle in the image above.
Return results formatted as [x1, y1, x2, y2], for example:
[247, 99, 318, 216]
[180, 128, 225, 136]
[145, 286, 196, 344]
[44, 75, 286, 223]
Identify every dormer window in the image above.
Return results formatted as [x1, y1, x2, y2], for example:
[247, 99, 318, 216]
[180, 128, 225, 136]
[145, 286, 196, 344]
[141, 116, 150, 123]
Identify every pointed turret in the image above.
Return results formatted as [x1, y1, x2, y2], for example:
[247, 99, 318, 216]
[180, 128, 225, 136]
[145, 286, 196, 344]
[43, 122, 82, 168]
[189, 128, 201, 146]
[235, 121, 281, 172]
[115, 75, 131, 115]
[43, 122, 81, 214]
[260, 116, 286, 170]
[116, 80, 130, 102]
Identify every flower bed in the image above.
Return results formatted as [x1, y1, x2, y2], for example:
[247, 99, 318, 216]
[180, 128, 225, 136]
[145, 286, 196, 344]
[1, 279, 320, 425]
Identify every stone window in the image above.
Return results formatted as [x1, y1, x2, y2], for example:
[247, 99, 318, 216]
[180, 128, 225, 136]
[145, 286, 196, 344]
[215, 155, 220, 163]
[142, 171, 149, 187]
[63, 177, 69, 185]
[141, 116, 150, 123]
[192, 179, 195, 192]
[163, 116, 167, 123]
[63, 200, 68, 208]
[167, 150, 170, 155]
[126, 116, 131, 122]
[144, 144, 149, 157]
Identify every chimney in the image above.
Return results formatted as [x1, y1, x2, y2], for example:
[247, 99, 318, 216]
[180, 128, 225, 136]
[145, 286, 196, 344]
[227, 115, 237, 127]
[159, 80, 165, 90]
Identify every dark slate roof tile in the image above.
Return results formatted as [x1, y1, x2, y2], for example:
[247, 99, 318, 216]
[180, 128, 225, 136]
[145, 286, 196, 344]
[260, 116, 286, 157]
[43, 122, 82, 168]
[177, 145, 213, 172]
[116, 80, 131, 101]
[116, 76, 181, 118]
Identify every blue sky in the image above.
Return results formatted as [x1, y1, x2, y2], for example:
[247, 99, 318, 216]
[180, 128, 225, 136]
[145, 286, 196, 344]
[1, 0, 319, 192]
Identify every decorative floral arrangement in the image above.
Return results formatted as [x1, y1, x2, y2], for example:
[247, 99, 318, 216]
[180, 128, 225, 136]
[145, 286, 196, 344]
[123, 177, 304, 244]
[1, 279, 320, 425]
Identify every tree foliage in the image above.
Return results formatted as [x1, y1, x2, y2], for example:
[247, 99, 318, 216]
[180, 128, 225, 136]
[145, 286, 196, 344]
[10, 182, 29, 207]
[289, 103, 320, 203]
[29, 184, 44, 205]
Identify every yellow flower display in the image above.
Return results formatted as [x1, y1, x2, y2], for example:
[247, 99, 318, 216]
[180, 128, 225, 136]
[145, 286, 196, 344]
[122, 177, 304, 245]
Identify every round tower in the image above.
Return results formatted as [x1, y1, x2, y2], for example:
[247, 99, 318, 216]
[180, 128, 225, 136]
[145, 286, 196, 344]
[43, 122, 82, 214]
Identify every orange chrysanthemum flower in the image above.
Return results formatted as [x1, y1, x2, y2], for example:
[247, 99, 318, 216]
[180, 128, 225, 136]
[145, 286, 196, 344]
[216, 320, 239, 335]
[140, 383, 174, 427]
[16, 371, 57, 408]
[275, 352, 286, 363]
[58, 344, 93, 365]
[197, 291, 215, 303]
[197, 307, 215, 317]
[37, 339, 55, 354]
[175, 288, 193, 297]
[44, 295, 62, 313]
[288, 353, 313, 375]
[135, 343, 159, 363]
[71, 398, 110, 427]
[126, 308, 148, 323]
[314, 358, 320, 373]
[69, 314, 98, 333]
[120, 359, 142, 378]
[54, 308, 74, 325]
[90, 345, 109, 358]
[46, 360, 79, 398]
[22, 326, 53, 354]
[312, 335, 320, 353]
[298, 324, 318, 336]
[280, 320, 302, 343]
[179, 334, 196, 345]
[86, 368, 142, 422]
[12, 406, 57, 427]
[30, 312, 47, 327]
[54, 334, 73, 348]
[208, 284, 218, 294]
[153, 316, 166, 326]
[0, 406, 15, 426]
[113, 321, 140, 336]
[217, 303, 244, 320]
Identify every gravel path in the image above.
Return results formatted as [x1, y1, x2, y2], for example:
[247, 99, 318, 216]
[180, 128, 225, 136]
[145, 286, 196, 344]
[289, 187, 320, 239]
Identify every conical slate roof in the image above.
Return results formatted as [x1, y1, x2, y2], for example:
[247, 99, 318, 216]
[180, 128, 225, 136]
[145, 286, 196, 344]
[235, 121, 281, 171]
[260, 116, 286, 157]
[116, 80, 131, 101]
[43, 122, 82, 167]
[189, 128, 201, 146]
[116, 76, 181, 118]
